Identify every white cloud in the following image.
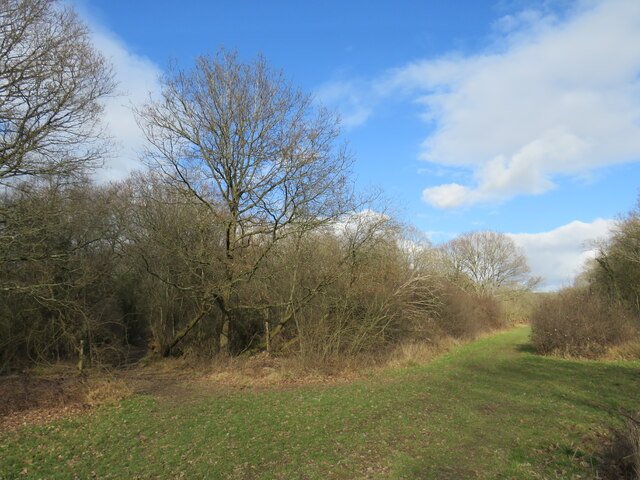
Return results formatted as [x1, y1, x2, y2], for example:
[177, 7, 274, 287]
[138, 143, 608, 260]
[315, 80, 374, 128]
[96, 34, 161, 181]
[422, 183, 475, 209]
[331, 209, 392, 238]
[74, 6, 162, 181]
[508, 218, 614, 290]
[389, 0, 640, 208]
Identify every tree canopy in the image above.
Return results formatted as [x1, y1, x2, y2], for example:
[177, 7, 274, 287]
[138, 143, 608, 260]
[0, 0, 114, 185]
[443, 230, 539, 295]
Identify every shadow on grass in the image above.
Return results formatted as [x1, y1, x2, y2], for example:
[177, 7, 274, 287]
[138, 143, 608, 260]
[515, 342, 537, 354]
[387, 335, 640, 479]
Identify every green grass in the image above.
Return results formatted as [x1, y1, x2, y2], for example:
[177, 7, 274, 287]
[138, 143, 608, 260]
[2, 326, 639, 479]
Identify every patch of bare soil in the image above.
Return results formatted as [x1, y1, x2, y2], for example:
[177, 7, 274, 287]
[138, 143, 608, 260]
[0, 369, 91, 432]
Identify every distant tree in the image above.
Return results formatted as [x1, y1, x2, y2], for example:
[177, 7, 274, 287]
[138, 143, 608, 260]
[0, 0, 114, 185]
[443, 231, 539, 295]
[135, 49, 355, 354]
[590, 200, 640, 312]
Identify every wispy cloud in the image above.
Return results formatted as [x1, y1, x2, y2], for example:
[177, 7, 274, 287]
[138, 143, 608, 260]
[508, 217, 614, 290]
[384, 0, 640, 208]
[73, 4, 162, 181]
[315, 79, 375, 128]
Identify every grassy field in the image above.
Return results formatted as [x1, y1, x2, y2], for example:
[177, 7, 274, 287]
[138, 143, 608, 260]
[2, 326, 639, 479]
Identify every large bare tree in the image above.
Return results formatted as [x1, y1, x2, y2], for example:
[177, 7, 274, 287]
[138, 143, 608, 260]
[0, 0, 114, 185]
[443, 230, 539, 295]
[136, 49, 355, 354]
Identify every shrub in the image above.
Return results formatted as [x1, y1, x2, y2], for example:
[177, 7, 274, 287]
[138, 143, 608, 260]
[500, 291, 543, 326]
[435, 283, 505, 340]
[530, 288, 638, 358]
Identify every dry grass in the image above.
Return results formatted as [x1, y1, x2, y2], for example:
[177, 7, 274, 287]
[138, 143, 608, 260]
[0, 319, 508, 433]
[384, 337, 461, 369]
[84, 376, 133, 407]
[203, 352, 366, 387]
[127, 351, 363, 392]
[602, 338, 640, 361]
[133, 324, 507, 390]
[0, 366, 133, 432]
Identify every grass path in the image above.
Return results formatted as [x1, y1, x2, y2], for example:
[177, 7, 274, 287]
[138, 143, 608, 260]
[2, 326, 640, 479]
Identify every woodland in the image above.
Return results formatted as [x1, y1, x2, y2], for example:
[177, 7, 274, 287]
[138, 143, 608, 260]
[3, 1, 640, 478]
[0, 0, 546, 373]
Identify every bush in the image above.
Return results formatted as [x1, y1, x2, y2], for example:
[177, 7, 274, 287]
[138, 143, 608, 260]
[531, 288, 638, 358]
[435, 283, 505, 340]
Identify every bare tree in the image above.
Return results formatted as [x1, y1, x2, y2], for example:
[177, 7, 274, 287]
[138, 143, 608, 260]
[0, 179, 129, 371]
[590, 200, 640, 312]
[135, 49, 355, 354]
[0, 1, 118, 369]
[0, 0, 115, 185]
[443, 230, 539, 295]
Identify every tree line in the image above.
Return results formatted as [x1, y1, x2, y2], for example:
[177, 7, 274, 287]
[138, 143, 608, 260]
[531, 201, 640, 358]
[0, 0, 538, 372]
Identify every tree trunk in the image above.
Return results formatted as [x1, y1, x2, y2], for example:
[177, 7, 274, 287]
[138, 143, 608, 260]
[162, 305, 210, 357]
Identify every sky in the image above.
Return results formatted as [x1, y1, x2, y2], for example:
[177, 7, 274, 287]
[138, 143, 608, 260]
[70, 0, 640, 291]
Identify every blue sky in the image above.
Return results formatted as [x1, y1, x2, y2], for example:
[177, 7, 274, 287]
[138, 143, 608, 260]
[71, 0, 640, 290]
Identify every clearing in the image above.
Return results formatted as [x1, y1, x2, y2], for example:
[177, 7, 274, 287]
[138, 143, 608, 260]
[1, 326, 639, 479]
